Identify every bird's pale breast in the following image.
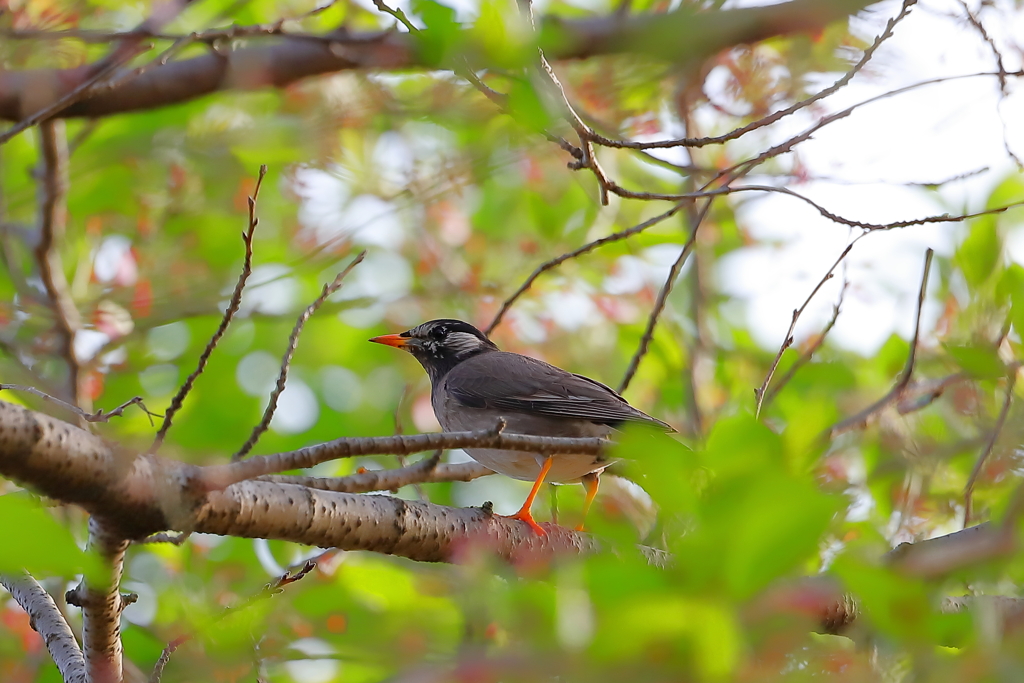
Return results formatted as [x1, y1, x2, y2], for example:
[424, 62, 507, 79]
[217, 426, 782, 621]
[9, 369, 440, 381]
[432, 386, 613, 483]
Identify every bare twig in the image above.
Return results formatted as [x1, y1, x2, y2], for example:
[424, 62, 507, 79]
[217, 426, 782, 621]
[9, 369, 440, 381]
[486, 202, 687, 335]
[710, 70, 1024, 187]
[895, 371, 971, 414]
[755, 242, 855, 417]
[618, 199, 711, 393]
[205, 426, 606, 490]
[584, 0, 917, 152]
[372, 0, 418, 32]
[0, 573, 87, 683]
[964, 373, 1016, 527]
[762, 277, 848, 407]
[260, 455, 495, 493]
[232, 250, 366, 461]
[0, 384, 160, 424]
[828, 248, 934, 437]
[147, 561, 316, 683]
[34, 121, 81, 408]
[151, 165, 267, 453]
[956, 0, 1022, 168]
[148, 635, 188, 683]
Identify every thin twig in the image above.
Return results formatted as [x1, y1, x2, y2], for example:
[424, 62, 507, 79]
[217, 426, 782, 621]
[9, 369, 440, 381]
[618, 199, 711, 393]
[762, 277, 848, 408]
[486, 202, 688, 335]
[260, 454, 495, 493]
[583, 0, 917, 152]
[710, 70, 1024, 187]
[204, 426, 610, 490]
[755, 242, 855, 417]
[895, 371, 971, 415]
[147, 561, 316, 683]
[964, 373, 1016, 528]
[0, 384, 160, 423]
[955, 0, 1023, 168]
[232, 251, 366, 461]
[827, 248, 934, 437]
[148, 636, 188, 683]
[151, 165, 267, 453]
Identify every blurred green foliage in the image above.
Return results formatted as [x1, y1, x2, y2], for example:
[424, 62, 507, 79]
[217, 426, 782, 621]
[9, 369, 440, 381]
[2, 0, 1024, 682]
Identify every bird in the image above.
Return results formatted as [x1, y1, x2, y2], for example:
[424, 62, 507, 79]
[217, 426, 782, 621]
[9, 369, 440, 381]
[369, 319, 672, 535]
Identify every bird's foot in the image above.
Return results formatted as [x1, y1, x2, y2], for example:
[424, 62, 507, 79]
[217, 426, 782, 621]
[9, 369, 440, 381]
[503, 509, 547, 536]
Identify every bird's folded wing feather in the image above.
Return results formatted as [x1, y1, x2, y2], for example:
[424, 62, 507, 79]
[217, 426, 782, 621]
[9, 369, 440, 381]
[446, 352, 671, 429]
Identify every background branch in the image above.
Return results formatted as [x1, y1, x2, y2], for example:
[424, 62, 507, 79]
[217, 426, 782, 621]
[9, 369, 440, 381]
[34, 121, 80, 409]
[0, 0, 875, 123]
[233, 250, 366, 460]
[0, 573, 87, 683]
[150, 165, 267, 453]
[827, 248, 934, 437]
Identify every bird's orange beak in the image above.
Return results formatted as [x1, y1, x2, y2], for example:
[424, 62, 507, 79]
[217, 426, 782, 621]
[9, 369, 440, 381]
[369, 333, 410, 348]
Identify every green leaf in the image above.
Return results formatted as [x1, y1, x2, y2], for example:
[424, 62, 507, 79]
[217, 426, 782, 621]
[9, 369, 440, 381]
[0, 493, 101, 580]
[506, 79, 554, 133]
[943, 343, 1006, 379]
[956, 216, 1001, 288]
[720, 474, 839, 599]
[704, 413, 783, 479]
[411, 0, 462, 66]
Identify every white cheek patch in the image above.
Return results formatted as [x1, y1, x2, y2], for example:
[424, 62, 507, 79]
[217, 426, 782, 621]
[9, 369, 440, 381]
[447, 332, 484, 355]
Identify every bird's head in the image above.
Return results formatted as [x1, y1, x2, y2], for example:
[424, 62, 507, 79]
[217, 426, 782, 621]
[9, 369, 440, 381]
[370, 319, 498, 380]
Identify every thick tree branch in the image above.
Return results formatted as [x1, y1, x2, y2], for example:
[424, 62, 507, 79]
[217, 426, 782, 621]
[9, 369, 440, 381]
[1, 573, 87, 683]
[0, 0, 874, 124]
[73, 519, 129, 683]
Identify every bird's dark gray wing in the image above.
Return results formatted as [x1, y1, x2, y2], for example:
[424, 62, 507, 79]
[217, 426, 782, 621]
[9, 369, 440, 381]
[444, 351, 672, 430]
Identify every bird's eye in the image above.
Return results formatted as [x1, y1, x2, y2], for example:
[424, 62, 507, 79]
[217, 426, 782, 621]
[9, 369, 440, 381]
[430, 326, 448, 340]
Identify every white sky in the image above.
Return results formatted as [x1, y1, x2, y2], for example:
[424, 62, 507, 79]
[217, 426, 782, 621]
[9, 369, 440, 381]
[716, 0, 1024, 354]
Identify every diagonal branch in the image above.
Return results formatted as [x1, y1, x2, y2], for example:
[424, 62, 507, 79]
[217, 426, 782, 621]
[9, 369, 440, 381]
[0, 0, 875, 123]
[762, 277, 848, 408]
[150, 165, 267, 453]
[0, 0, 200, 145]
[486, 202, 688, 335]
[618, 199, 711, 393]
[584, 0, 917, 151]
[1, 384, 159, 424]
[827, 248, 934, 437]
[0, 573, 87, 683]
[964, 373, 1016, 527]
[755, 242, 855, 417]
[232, 250, 366, 461]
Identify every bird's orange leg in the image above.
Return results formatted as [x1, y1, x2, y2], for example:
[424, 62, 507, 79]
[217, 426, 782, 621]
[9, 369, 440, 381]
[576, 472, 600, 532]
[504, 457, 554, 535]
